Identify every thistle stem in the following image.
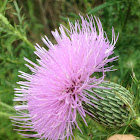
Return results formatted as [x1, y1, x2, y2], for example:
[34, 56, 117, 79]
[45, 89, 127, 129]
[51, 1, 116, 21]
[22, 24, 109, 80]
[0, 13, 35, 50]
[135, 117, 140, 127]
[0, 111, 13, 117]
[0, 101, 15, 111]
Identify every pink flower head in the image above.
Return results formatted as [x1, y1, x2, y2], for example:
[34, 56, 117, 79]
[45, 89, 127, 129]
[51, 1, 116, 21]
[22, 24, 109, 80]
[12, 16, 118, 140]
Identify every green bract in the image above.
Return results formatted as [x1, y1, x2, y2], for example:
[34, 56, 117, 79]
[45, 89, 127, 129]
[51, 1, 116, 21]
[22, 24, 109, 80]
[83, 82, 137, 128]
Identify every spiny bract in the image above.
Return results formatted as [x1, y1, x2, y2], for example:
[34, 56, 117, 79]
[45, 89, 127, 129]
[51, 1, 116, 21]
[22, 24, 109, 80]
[83, 82, 134, 128]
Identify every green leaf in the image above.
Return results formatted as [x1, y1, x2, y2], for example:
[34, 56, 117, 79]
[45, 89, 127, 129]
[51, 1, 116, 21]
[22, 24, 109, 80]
[88, 1, 121, 14]
[0, 0, 8, 14]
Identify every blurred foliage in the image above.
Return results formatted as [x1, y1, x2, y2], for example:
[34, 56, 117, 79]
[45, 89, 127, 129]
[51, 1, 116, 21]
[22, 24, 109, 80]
[0, 0, 140, 139]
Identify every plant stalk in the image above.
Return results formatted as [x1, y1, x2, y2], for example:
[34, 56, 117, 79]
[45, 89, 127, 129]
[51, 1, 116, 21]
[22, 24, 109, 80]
[135, 117, 140, 127]
[0, 101, 15, 111]
[0, 13, 35, 50]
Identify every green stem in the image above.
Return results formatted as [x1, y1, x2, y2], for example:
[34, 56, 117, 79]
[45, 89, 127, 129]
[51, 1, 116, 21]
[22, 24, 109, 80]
[0, 111, 14, 117]
[0, 13, 35, 50]
[0, 101, 15, 111]
[135, 117, 140, 127]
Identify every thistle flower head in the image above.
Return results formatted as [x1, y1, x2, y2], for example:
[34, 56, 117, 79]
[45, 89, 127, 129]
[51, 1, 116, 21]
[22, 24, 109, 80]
[12, 16, 118, 140]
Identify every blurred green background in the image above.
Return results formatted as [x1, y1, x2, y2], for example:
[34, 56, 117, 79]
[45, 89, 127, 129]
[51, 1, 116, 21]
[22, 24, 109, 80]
[0, 0, 140, 139]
